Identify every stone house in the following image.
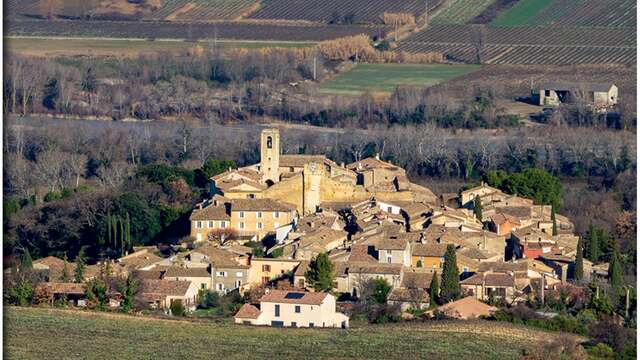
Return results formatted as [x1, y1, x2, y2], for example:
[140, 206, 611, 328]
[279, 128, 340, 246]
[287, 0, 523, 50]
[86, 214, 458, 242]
[460, 271, 517, 303]
[539, 82, 618, 108]
[411, 243, 447, 270]
[377, 237, 411, 266]
[248, 258, 301, 286]
[140, 279, 200, 312]
[187, 246, 250, 294]
[387, 288, 430, 311]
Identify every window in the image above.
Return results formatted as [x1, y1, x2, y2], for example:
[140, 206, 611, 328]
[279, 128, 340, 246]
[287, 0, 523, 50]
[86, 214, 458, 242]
[239, 222, 245, 229]
[386, 250, 392, 255]
[289, 167, 294, 172]
[387, 257, 392, 264]
[309, 323, 314, 328]
[217, 271, 227, 277]
[208, 221, 214, 228]
[257, 222, 263, 230]
[201, 283, 207, 289]
[274, 211, 280, 218]
[196, 221, 202, 229]
[267, 136, 273, 149]
[257, 211, 263, 218]
[262, 265, 271, 272]
[387, 206, 392, 213]
[544, 90, 551, 97]
[235, 280, 241, 288]
[262, 276, 270, 284]
[291, 322, 297, 327]
[216, 283, 224, 291]
[274, 304, 280, 317]
[295, 305, 301, 313]
[236, 271, 243, 277]
[220, 221, 227, 228]
[239, 211, 245, 218]
[248, 194, 256, 199]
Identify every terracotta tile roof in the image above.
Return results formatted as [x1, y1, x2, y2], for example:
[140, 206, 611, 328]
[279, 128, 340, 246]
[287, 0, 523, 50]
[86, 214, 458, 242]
[401, 202, 432, 218]
[141, 279, 193, 297]
[435, 296, 497, 319]
[36, 282, 85, 295]
[299, 227, 347, 248]
[280, 155, 328, 168]
[412, 243, 448, 257]
[190, 201, 230, 221]
[163, 266, 210, 278]
[293, 260, 310, 277]
[478, 261, 528, 273]
[133, 268, 167, 280]
[118, 252, 164, 270]
[296, 213, 341, 233]
[33, 256, 76, 280]
[347, 262, 403, 275]
[346, 157, 403, 172]
[457, 247, 492, 260]
[259, 290, 328, 305]
[231, 198, 296, 212]
[377, 236, 408, 251]
[192, 246, 249, 269]
[490, 213, 520, 225]
[497, 206, 533, 220]
[235, 303, 262, 319]
[388, 288, 429, 303]
[347, 244, 377, 263]
[216, 178, 267, 193]
[402, 270, 434, 289]
[460, 272, 515, 287]
[212, 167, 262, 183]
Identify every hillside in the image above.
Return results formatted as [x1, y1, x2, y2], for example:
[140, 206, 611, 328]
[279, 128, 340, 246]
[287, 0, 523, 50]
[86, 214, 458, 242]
[4, 307, 580, 360]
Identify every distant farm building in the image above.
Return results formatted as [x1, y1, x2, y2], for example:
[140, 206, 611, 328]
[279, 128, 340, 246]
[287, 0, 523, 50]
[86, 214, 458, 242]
[538, 82, 618, 108]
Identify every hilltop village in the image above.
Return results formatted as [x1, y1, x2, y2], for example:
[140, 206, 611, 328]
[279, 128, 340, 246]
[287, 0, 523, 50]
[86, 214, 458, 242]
[19, 128, 608, 329]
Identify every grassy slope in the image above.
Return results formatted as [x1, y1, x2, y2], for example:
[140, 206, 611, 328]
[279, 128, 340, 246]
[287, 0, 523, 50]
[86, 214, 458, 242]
[4, 37, 313, 57]
[4, 307, 569, 360]
[319, 64, 480, 96]
[490, 0, 554, 26]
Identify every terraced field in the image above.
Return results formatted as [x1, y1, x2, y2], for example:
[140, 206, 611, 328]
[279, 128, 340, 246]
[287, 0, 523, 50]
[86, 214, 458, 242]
[430, 0, 495, 25]
[5, 307, 579, 360]
[249, 0, 443, 24]
[397, 24, 636, 65]
[6, 19, 385, 41]
[142, 0, 259, 21]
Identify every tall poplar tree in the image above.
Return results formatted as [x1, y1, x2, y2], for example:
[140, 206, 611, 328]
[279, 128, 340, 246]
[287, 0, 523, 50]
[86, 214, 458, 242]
[441, 245, 460, 302]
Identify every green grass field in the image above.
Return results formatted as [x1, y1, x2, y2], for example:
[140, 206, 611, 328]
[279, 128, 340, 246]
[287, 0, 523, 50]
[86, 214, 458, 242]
[4, 37, 314, 57]
[318, 64, 481, 96]
[4, 307, 569, 359]
[491, 0, 555, 27]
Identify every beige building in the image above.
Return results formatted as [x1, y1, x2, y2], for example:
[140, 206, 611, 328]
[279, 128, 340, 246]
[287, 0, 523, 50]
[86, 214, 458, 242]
[539, 82, 618, 108]
[234, 290, 349, 328]
[140, 279, 200, 312]
[247, 258, 301, 286]
[460, 271, 517, 303]
[377, 237, 411, 266]
[187, 246, 250, 294]
[190, 197, 297, 242]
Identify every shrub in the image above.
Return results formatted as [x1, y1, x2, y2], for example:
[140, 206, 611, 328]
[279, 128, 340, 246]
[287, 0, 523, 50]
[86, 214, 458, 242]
[170, 300, 185, 316]
[44, 191, 62, 202]
[198, 290, 220, 309]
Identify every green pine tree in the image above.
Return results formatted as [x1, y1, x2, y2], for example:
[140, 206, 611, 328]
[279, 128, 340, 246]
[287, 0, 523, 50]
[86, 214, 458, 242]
[551, 205, 558, 236]
[473, 195, 483, 222]
[429, 271, 440, 307]
[75, 248, 86, 283]
[21, 248, 33, 270]
[304, 253, 335, 292]
[574, 237, 584, 282]
[440, 245, 460, 303]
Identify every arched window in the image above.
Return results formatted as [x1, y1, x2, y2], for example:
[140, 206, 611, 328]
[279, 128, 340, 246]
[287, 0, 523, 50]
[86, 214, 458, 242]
[266, 136, 273, 149]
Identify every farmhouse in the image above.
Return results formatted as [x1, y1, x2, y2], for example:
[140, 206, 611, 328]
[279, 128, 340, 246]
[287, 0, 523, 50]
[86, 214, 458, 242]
[538, 82, 618, 108]
[234, 290, 349, 328]
[140, 279, 199, 312]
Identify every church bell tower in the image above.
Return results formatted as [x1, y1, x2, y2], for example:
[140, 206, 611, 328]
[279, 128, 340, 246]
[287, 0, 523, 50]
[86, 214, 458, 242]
[260, 128, 280, 184]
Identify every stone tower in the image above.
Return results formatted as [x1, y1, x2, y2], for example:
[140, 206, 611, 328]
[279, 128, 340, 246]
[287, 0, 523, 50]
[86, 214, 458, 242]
[260, 128, 280, 184]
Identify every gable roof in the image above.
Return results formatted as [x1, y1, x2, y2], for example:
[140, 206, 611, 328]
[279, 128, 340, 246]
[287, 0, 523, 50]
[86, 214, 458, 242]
[280, 155, 328, 168]
[388, 288, 429, 303]
[163, 266, 210, 278]
[190, 202, 230, 221]
[346, 157, 403, 172]
[259, 290, 328, 305]
[412, 243, 448, 257]
[235, 303, 262, 319]
[118, 252, 163, 270]
[36, 282, 85, 295]
[541, 82, 614, 93]
[347, 262, 403, 275]
[460, 272, 515, 287]
[435, 296, 497, 319]
[401, 271, 434, 289]
[377, 237, 408, 251]
[191, 246, 249, 269]
[231, 198, 296, 212]
[347, 244, 377, 263]
[141, 279, 194, 297]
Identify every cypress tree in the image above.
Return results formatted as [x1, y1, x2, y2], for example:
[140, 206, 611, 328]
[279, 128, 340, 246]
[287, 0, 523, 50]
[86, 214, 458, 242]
[586, 224, 600, 262]
[75, 248, 86, 283]
[429, 271, 440, 307]
[107, 213, 112, 248]
[441, 244, 460, 302]
[608, 241, 623, 299]
[304, 252, 335, 292]
[574, 236, 584, 282]
[119, 215, 125, 256]
[61, 254, 71, 282]
[111, 215, 118, 250]
[125, 212, 131, 252]
[21, 248, 33, 270]
[473, 195, 483, 222]
[551, 205, 558, 236]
